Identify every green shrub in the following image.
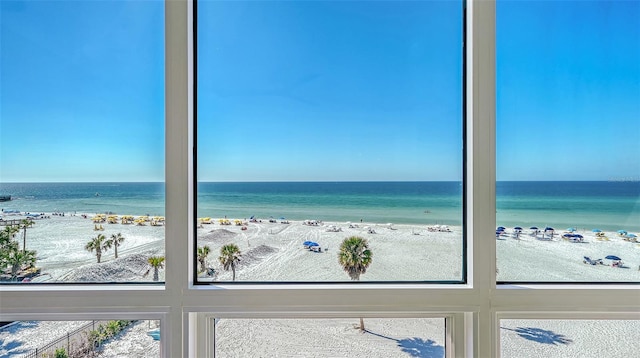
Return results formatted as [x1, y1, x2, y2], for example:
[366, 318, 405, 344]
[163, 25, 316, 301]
[54, 347, 68, 358]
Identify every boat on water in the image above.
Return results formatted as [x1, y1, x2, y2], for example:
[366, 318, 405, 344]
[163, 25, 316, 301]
[0, 195, 11, 202]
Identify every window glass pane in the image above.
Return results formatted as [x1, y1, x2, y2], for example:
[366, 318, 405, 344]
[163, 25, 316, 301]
[215, 318, 445, 357]
[196, 0, 463, 282]
[496, 0, 640, 282]
[501, 319, 640, 357]
[0, 1, 165, 283]
[0, 320, 161, 357]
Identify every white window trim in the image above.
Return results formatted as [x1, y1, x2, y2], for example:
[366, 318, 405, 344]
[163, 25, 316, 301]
[0, 1, 638, 358]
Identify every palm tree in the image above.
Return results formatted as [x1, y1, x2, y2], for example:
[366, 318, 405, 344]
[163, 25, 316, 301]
[144, 256, 165, 281]
[107, 233, 125, 259]
[85, 234, 109, 263]
[338, 236, 373, 332]
[218, 243, 241, 281]
[20, 219, 32, 253]
[8, 249, 36, 280]
[197, 245, 211, 273]
[3, 225, 20, 239]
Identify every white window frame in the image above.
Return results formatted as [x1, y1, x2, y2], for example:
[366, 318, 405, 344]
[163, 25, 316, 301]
[1, 1, 637, 358]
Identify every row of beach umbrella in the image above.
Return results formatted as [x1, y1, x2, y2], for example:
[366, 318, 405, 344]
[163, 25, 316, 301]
[496, 226, 637, 239]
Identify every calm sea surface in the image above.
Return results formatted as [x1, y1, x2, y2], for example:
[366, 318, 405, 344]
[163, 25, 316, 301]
[0, 181, 638, 231]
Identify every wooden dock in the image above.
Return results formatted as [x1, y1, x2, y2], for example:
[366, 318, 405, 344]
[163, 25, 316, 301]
[0, 219, 22, 227]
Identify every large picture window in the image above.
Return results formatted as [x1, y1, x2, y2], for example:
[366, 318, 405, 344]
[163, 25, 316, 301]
[496, 0, 640, 282]
[195, 0, 464, 283]
[0, 0, 165, 284]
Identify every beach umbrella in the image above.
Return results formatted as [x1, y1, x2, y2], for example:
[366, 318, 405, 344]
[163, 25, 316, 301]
[605, 255, 621, 261]
[497, 226, 506, 231]
[567, 227, 576, 232]
[308, 242, 319, 247]
[279, 217, 286, 220]
[545, 227, 554, 231]
[592, 229, 602, 233]
[530, 226, 538, 230]
[617, 230, 627, 234]
[627, 233, 637, 238]
[303, 241, 314, 246]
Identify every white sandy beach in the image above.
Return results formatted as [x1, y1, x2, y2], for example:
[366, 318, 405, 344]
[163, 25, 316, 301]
[0, 320, 160, 358]
[3, 317, 640, 357]
[2, 214, 640, 357]
[3, 213, 637, 283]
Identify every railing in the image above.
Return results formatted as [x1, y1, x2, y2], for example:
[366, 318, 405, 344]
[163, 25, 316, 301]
[0, 219, 22, 226]
[19, 320, 113, 358]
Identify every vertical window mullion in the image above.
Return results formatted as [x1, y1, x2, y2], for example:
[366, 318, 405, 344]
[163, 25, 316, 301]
[467, 0, 496, 356]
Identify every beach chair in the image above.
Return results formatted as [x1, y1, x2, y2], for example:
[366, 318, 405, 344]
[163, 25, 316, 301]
[583, 256, 603, 265]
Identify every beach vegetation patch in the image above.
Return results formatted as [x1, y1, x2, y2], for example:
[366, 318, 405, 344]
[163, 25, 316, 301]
[1, 225, 38, 281]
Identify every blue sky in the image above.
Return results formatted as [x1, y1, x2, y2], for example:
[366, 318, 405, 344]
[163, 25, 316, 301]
[1, 0, 638, 182]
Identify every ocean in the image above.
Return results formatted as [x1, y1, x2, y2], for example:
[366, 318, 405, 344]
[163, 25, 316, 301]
[0, 181, 638, 232]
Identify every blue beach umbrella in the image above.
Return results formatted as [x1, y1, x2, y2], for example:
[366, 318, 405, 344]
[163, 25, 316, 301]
[627, 233, 637, 238]
[514, 227, 523, 231]
[567, 227, 576, 232]
[497, 226, 506, 231]
[530, 226, 538, 230]
[617, 230, 627, 234]
[545, 227, 554, 231]
[592, 229, 602, 233]
[303, 241, 314, 246]
[605, 255, 621, 261]
[308, 242, 319, 247]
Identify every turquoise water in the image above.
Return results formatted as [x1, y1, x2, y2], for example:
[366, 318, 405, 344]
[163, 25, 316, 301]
[0, 181, 638, 231]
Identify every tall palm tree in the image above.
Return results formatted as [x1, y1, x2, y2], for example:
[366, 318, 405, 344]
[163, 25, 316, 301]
[218, 243, 241, 281]
[197, 245, 211, 273]
[85, 234, 109, 263]
[20, 219, 32, 253]
[338, 236, 373, 332]
[107, 233, 125, 259]
[144, 256, 165, 281]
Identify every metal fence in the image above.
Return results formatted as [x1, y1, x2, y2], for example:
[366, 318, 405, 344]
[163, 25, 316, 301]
[20, 320, 113, 358]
